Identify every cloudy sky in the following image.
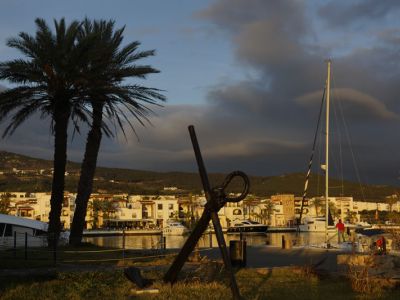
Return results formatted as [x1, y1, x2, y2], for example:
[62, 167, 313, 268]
[0, 0, 400, 185]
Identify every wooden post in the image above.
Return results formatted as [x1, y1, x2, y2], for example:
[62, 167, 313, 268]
[209, 232, 212, 248]
[122, 229, 126, 265]
[163, 236, 166, 250]
[53, 236, 57, 266]
[13, 231, 17, 258]
[24, 232, 28, 260]
[281, 235, 285, 249]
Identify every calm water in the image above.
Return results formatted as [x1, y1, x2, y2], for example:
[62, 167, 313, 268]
[84, 232, 336, 250]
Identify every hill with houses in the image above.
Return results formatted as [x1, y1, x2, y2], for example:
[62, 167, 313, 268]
[0, 150, 398, 201]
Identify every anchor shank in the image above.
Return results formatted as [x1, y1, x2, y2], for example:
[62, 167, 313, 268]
[188, 125, 212, 196]
[210, 211, 241, 300]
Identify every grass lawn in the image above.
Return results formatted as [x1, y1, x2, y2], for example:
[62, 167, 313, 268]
[1, 243, 400, 299]
[1, 264, 400, 300]
[0, 243, 174, 269]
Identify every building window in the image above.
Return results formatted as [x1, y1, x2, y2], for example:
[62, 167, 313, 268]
[233, 209, 242, 215]
[158, 204, 163, 210]
[168, 204, 173, 210]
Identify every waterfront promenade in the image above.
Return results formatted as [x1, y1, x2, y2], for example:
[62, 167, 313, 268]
[201, 246, 342, 272]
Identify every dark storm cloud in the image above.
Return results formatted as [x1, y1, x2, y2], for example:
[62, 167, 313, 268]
[0, 111, 91, 163]
[1, 0, 400, 186]
[318, 0, 400, 28]
[197, 0, 400, 185]
[112, 103, 310, 176]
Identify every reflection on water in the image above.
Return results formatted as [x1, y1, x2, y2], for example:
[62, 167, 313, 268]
[84, 232, 338, 250]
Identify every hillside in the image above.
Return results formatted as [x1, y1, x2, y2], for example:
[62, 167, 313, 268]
[0, 150, 398, 200]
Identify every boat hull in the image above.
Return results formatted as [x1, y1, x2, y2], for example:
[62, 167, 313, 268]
[162, 227, 189, 236]
[227, 225, 268, 234]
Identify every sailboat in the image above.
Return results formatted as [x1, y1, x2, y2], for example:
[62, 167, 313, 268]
[298, 60, 336, 237]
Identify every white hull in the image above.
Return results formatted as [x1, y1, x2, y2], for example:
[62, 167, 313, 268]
[0, 235, 47, 248]
[299, 217, 336, 232]
[0, 213, 68, 248]
[162, 222, 189, 236]
[162, 227, 189, 235]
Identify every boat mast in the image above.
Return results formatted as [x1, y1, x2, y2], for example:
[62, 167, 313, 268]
[325, 59, 331, 245]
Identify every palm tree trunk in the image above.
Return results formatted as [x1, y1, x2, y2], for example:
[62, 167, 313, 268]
[48, 104, 71, 247]
[69, 102, 104, 245]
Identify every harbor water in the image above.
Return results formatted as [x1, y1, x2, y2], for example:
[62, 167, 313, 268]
[84, 232, 337, 250]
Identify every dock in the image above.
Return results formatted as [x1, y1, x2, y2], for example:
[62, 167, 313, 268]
[82, 229, 162, 237]
[266, 227, 297, 233]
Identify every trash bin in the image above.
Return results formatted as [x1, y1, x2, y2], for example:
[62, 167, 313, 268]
[229, 240, 246, 267]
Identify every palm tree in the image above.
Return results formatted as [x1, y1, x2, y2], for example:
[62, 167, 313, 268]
[312, 197, 323, 216]
[69, 19, 165, 245]
[0, 192, 11, 214]
[262, 200, 274, 225]
[0, 18, 94, 245]
[328, 201, 339, 220]
[346, 210, 357, 224]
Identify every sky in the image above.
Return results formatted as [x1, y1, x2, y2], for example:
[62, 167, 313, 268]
[0, 0, 400, 186]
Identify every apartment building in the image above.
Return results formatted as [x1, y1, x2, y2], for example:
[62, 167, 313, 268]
[3, 191, 400, 230]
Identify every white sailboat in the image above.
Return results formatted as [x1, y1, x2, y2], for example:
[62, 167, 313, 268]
[299, 60, 336, 238]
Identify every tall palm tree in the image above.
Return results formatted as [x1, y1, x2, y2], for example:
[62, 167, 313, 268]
[262, 200, 274, 225]
[69, 19, 165, 245]
[312, 197, 323, 216]
[0, 18, 93, 245]
[0, 192, 11, 214]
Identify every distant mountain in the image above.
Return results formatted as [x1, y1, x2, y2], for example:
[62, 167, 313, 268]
[0, 150, 398, 201]
[0, 151, 56, 170]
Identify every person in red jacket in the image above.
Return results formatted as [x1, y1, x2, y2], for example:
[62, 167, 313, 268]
[336, 219, 345, 243]
[375, 236, 386, 255]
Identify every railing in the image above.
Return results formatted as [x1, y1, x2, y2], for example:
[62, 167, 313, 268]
[0, 231, 214, 267]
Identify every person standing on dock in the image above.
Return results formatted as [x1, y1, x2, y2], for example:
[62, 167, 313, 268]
[336, 219, 345, 243]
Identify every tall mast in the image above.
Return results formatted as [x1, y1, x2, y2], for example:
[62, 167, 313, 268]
[325, 59, 331, 245]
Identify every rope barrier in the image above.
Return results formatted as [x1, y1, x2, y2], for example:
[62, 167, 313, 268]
[62, 248, 123, 253]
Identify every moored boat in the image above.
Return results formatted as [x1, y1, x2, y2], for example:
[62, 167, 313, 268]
[162, 221, 189, 236]
[227, 219, 268, 233]
[0, 213, 69, 248]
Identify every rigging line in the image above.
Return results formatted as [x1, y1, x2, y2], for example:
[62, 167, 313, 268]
[299, 86, 326, 223]
[317, 120, 323, 196]
[331, 83, 345, 196]
[331, 73, 367, 201]
[329, 106, 341, 190]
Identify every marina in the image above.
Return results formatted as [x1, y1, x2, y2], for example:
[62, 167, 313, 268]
[84, 231, 346, 250]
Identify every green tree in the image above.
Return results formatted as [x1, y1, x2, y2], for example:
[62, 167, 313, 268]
[0, 19, 94, 245]
[87, 199, 115, 229]
[386, 194, 398, 212]
[312, 197, 323, 216]
[328, 201, 339, 220]
[259, 199, 274, 225]
[69, 19, 165, 245]
[0, 192, 11, 214]
[346, 210, 358, 223]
